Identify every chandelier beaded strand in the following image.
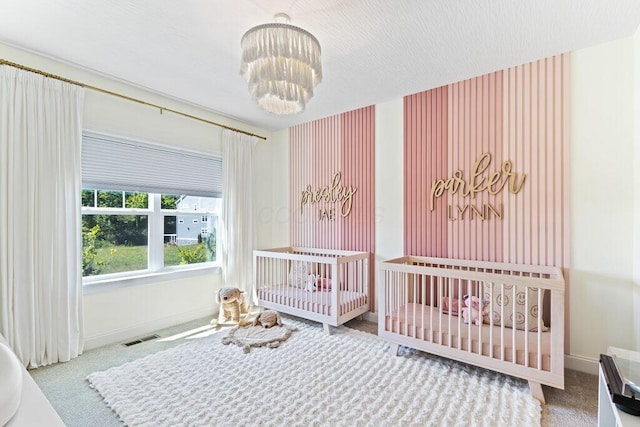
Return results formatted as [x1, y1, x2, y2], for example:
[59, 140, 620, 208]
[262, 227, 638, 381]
[240, 13, 322, 115]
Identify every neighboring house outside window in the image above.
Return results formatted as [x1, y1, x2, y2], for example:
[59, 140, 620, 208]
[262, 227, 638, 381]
[174, 196, 218, 246]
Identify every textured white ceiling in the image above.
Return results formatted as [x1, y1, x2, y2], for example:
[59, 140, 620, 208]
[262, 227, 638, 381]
[0, 0, 639, 131]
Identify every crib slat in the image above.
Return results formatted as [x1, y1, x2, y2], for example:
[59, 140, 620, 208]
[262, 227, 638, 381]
[396, 270, 401, 335]
[512, 284, 516, 366]
[488, 282, 494, 359]
[537, 287, 542, 370]
[446, 277, 451, 347]
[468, 280, 473, 352]
[476, 280, 482, 357]
[420, 276, 429, 340]
[500, 283, 505, 362]
[457, 278, 462, 350]
[428, 275, 433, 343]
[525, 289, 529, 368]
[412, 275, 417, 338]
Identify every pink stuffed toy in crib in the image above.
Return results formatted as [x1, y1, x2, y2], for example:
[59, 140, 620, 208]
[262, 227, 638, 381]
[305, 274, 332, 292]
[461, 295, 489, 326]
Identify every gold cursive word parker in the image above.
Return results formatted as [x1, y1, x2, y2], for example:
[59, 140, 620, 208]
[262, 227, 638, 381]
[300, 172, 358, 217]
[429, 153, 526, 211]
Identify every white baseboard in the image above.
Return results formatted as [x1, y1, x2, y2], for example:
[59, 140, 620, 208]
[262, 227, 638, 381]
[83, 307, 216, 351]
[362, 312, 378, 323]
[565, 354, 599, 375]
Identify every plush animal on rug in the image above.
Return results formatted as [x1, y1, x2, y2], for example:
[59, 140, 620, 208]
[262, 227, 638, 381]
[253, 310, 282, 328]
[222, 319, 296, 353]
[461, 295, 489, 326]
[212, 287, 249, 325]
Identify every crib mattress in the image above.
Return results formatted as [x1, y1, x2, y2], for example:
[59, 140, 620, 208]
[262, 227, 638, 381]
[258, 286, 368, 316]
[384, 303, 552, 370]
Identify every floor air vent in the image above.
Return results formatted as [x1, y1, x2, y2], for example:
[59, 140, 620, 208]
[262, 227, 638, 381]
[122, 334, 160, 347]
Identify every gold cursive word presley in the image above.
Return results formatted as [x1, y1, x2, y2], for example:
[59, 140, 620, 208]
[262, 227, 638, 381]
[429, 153, 526, 211]
[300, 172, 358, 217]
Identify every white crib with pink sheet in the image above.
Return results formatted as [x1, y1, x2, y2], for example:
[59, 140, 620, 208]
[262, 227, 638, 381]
[378, 256, 565, 403]
[253, 247, 370, 333]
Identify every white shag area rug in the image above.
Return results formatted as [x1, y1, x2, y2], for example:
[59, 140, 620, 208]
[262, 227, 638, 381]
[87, 318, 541, 426]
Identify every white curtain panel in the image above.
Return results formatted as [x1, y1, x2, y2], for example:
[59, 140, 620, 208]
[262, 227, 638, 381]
[0, 66, 85, 368]
[221, 129, 258, 304]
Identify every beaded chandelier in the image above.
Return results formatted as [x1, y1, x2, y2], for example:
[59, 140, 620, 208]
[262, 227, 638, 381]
[240, 13, 322, 115]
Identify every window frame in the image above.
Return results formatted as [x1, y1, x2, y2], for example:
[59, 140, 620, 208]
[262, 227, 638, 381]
[82, 191, 220, 288]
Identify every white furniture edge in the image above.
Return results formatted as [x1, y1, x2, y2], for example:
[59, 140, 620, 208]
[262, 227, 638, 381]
[598, 359, 640, 427]
[0, 343, 22, 426]
[0, 334, 65, 427]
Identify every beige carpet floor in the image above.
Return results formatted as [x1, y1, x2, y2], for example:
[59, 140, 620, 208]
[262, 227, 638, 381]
[30, 316, 598, 426]
[345, 318, 598, 427]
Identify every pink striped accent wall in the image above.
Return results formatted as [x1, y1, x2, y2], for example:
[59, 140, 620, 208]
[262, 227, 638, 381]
[447, 71, 505, 262]
[404, 86, 449, 257]
[404, 54, 570, 348]
[290, 106, 376, 307]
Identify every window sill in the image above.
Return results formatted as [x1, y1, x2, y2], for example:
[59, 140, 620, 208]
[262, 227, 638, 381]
[82, 264, 221, 295]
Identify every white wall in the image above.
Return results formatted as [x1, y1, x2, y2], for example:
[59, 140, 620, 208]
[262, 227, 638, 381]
[83, 275, 220, 349]
[254, 129, 290, 250]
[570, 37, 637, 361]
[374, 99, 404, 308]
[0, 43, 271, 349]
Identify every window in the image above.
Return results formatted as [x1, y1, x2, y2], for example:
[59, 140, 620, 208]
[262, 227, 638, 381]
[82, 190, 149, 276]
[81, 131, 223, 283]
[82, 190, 220, 278]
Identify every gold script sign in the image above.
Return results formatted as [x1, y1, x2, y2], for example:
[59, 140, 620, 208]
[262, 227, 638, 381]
[300, 171, 358, 217]
[429, 153, 526, 211]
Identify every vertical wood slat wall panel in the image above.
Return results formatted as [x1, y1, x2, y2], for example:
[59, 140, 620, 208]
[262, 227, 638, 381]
[289, 106, 376, 309]
[500, 55, 568, 270]
[404, 88, 448, 257]
[404, 54, 568, 265]
[444, 72, 503, 262]
[341, 107, 376, 305]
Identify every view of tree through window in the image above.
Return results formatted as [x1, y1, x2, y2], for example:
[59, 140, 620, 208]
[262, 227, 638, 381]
[82, 189, 219, 278]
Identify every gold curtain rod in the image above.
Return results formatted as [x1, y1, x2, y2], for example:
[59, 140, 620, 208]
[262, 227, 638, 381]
[0, 59, 267, 141]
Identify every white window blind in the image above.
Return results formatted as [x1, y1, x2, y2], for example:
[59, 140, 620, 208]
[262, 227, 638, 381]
[82, 131, 222, 197]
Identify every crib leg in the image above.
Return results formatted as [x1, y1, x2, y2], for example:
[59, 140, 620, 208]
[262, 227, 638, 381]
[528, 381, 545, 404]
[390, 343, 400, 356]
[323, 324, 332, 335]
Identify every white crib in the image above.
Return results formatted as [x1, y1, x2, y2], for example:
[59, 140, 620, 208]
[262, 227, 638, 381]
[253, 247, 370, 333]
[378, 256, 565, 403]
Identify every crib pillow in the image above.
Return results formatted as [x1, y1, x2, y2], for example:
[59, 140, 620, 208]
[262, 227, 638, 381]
[482, 284, 548, 332]
[288, 261, 314, 288]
